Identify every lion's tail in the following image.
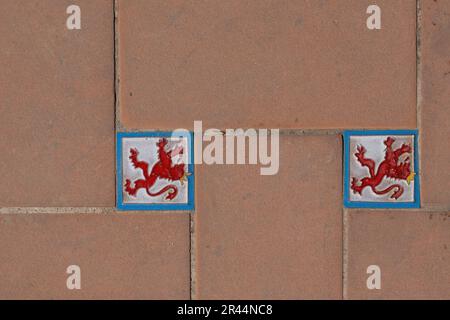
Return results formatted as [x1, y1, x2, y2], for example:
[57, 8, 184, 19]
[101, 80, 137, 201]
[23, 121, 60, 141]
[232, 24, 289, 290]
[371, 184, 403, 199]
[146, 185, 178, 200]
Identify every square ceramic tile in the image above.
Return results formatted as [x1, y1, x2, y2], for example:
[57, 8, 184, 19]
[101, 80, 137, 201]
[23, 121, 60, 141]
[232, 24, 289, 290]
[116, 132, 194, 211]
[344, 130, 420, 208]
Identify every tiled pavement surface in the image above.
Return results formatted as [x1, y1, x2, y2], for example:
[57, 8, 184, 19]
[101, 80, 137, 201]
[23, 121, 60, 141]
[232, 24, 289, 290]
[0, 0, 448, 299]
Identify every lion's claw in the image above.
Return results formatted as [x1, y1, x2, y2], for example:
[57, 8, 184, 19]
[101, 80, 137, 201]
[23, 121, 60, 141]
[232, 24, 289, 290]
[356, 145, 366, 155]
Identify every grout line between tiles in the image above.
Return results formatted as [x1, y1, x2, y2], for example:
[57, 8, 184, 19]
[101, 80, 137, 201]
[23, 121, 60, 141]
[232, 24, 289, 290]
[345, 207, 450, 213]
[416, 0, 423, 202]
[118, 128, 345, 135]
[0, 207, 115, 214]
[0, 207, 195, 215]
[342, 208, 349, 300]
[114, 0, 121, 133]
[190, 212, 197, 300]
[114, 0, 119, 210]
[416, 0, 422, 129]
[1, 206, 447, 215]
[116, 128, 420, 135]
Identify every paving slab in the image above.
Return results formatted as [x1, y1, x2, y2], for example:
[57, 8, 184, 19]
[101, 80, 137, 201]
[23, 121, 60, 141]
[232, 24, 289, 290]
[0, 0, 114, 206]
[419, 0, 450, 208]
[194, 135, 343, 299]
[118, 0, 416, 130]
[345, 210, 450, 299]
[0, 213, 190, 299]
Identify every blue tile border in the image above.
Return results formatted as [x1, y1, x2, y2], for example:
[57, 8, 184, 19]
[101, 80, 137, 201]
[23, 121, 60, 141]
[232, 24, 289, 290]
[116, 131, 195, 211]
[343, 130, 420, 209]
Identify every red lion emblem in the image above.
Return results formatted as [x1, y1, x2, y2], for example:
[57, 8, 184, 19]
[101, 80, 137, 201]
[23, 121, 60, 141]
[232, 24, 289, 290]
[351, 137, 415, 200]
[124, 138, 190, 200]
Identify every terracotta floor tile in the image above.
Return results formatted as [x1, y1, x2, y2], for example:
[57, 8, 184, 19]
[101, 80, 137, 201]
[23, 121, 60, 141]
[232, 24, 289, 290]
[345, 210, 450, 299]
[419, 0, 450, 208]
[118, 0, 416, 130]
[0, 0, 114, 206]
[0, 213, 190, 299]
[194, 135, 342, 299]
